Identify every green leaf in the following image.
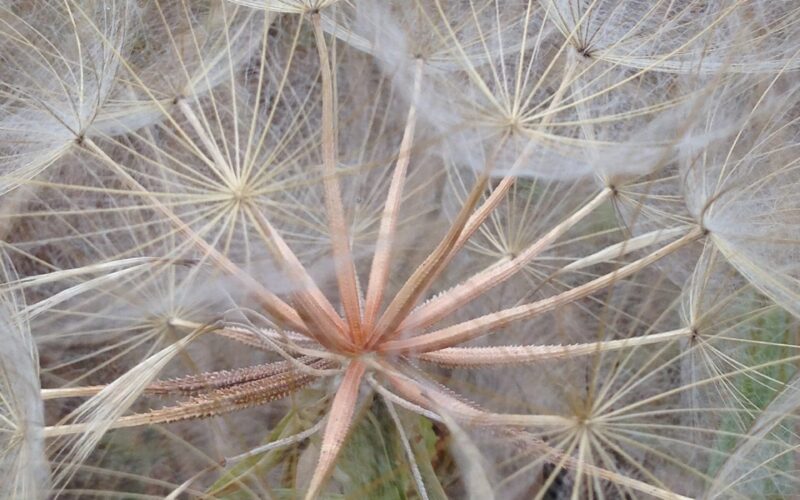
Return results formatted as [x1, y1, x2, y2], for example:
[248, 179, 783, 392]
[209, 410, 301, 498]
[710, 304, 797, 497]
[337, 403, 408, 500]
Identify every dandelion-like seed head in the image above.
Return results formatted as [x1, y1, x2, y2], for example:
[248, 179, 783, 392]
[2, 1, 800, 499]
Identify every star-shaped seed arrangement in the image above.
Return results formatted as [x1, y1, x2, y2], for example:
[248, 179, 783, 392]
[37, 11, 705, 499]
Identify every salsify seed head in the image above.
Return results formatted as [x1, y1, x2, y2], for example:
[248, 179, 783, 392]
[1, 1, 800, 499]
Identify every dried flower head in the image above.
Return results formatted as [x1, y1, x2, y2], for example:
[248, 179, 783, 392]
[2, 1, 800, 499]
